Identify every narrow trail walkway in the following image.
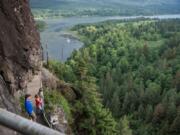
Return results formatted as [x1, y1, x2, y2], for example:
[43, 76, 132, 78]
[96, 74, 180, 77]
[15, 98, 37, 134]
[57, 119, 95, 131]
[26, 72, 42, 104]
[25, 71, 55, 129]
[25, 72, 46, 124]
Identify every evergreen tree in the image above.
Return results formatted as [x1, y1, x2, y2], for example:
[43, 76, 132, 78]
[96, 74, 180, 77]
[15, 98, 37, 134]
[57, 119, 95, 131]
[145, 105, 153, 122]
[118, 116, 132, 135]
[74, 55, 117, 135]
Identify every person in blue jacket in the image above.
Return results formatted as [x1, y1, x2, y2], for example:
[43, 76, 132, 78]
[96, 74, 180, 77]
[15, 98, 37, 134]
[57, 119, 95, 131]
[25, 94, 36, 121]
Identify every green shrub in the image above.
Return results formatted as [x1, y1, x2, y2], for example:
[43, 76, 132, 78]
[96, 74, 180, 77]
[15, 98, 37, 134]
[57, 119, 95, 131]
[44, 90, 73, 123]
[19, 96, 26, 114]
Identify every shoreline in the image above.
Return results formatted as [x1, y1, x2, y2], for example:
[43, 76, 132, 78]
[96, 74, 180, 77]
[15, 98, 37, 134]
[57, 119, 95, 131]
[34, 14, 180, 21]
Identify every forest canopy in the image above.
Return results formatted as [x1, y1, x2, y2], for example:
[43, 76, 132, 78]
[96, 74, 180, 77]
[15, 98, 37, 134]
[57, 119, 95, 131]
[47, 19, 180, 135]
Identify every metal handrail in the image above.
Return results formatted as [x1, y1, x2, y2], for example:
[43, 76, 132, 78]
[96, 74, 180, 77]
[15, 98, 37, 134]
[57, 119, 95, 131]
[0, 108, 64, 135]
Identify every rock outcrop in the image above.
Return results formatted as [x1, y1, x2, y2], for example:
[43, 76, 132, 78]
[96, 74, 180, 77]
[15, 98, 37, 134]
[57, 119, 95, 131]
[0, 0, 41, 134]
[42, 68, 59, 90]
[42, 68, 77, 102]
[0, 0, 41, 94]
[0, 76, 21, 135]
[49, 107, 68, 134]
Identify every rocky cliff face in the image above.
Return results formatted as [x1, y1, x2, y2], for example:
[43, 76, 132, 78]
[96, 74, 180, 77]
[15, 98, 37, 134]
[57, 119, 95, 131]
[0, 0, 41, 93]
[0, 0, 41, 134]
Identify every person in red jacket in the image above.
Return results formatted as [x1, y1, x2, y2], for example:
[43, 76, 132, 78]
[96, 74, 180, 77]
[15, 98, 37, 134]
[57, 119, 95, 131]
[35, 94, 43, 114]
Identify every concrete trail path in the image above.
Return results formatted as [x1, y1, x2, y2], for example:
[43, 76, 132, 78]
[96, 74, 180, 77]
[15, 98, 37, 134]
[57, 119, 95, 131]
[26, 72, 42, 104]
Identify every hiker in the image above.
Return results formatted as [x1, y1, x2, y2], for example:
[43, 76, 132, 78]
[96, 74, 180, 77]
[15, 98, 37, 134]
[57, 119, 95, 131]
[35, 94, 43, 114]
[38, 88, 44, 100]
[38, 88, 44, 109]
[25, 94, 36, 121]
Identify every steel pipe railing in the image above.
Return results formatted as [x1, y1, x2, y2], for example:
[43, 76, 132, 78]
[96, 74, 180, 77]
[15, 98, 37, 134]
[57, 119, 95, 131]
[0, 108, 64, 135]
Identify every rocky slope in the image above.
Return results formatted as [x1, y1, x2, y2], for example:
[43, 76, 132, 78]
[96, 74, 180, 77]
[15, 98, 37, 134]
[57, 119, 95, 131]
[0, 0, 41, 134]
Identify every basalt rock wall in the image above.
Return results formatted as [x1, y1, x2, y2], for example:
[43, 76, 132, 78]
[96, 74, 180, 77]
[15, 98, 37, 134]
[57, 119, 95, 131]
[0, 0, 41, 93]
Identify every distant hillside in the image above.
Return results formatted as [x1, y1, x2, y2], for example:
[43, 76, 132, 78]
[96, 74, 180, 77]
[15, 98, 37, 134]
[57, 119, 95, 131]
[30, 0, 180, 17]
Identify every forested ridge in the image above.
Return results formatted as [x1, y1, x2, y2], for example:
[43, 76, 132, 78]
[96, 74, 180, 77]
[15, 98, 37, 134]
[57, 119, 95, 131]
[30, 0, 180, 18]
[48, 19, 180, 135]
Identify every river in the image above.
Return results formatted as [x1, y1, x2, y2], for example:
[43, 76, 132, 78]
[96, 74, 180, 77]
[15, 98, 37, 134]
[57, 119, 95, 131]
[40, 14, 180, 62]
